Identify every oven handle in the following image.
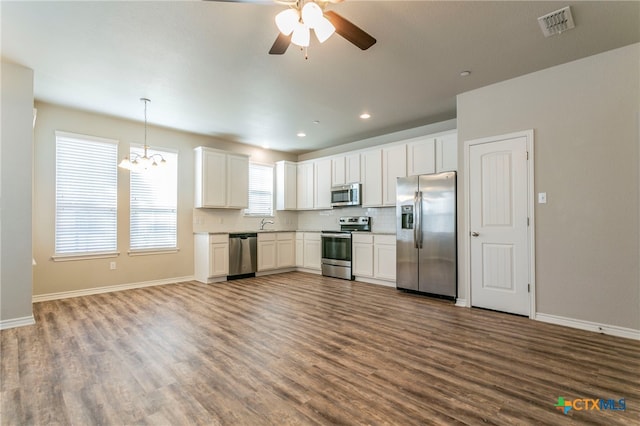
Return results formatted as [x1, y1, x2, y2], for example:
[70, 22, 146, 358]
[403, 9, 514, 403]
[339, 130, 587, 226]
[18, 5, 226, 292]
[321, 233, 352, 239]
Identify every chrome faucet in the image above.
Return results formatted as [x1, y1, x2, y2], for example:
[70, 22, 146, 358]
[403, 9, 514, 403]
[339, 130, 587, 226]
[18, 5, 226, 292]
[260, 218, 274, 230]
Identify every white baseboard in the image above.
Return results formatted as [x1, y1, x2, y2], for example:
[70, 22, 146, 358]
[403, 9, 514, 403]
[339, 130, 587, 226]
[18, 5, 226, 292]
[354, 277, 396, 287]
[455, 298, 468, 307]
[0, 315, 35, 330]
[295, 267, 322, 275]
[535, 313, 640, 340]
[257, 267, 296, 277]
[32, 275, 195, 303]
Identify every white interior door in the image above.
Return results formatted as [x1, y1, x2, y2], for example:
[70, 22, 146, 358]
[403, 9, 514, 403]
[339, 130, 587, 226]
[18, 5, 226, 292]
[469, 135, 530, 315]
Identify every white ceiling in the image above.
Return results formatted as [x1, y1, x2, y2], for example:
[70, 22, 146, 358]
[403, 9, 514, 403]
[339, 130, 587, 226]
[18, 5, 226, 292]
[3, 1, 639, 154]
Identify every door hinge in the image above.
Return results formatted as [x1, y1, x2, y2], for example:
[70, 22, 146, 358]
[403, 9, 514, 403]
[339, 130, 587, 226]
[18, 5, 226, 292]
[526, 151, 529, 160]
[527, 217, 530, 226]
[528, 284, 531, 293]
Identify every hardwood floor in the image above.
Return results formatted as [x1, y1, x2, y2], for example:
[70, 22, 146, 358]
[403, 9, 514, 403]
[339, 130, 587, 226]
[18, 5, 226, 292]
[1, 272, 638, 425]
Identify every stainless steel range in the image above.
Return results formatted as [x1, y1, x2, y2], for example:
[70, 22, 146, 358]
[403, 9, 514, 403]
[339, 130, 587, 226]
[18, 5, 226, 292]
[321, 216, 371, 280]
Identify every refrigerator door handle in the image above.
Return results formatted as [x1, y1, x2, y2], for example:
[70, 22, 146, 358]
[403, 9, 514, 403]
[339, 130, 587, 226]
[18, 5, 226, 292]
[414, 191, 423, 249]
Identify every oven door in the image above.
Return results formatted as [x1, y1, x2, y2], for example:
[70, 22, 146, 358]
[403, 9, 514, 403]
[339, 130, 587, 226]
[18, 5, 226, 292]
[321, 233, 352, 265]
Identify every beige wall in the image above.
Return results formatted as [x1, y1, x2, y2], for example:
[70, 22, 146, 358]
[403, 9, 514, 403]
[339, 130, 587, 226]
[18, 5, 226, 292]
[32, 102, 296, 296]
[1, 62, 34, 324]
[457, 43, 640, 330]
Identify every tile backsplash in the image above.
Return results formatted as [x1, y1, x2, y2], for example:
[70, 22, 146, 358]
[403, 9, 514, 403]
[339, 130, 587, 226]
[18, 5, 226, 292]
[193, 209, 298, 233]
[296, 206, 396, 233]
[192, 206, 396, 234]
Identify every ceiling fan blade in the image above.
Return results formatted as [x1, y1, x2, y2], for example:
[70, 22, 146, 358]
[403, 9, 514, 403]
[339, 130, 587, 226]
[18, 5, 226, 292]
[324, 10, 376, 50]
[269, 32, 292, 54]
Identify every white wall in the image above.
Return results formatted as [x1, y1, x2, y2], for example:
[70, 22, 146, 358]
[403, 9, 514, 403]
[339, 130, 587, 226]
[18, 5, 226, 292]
[457, 43, 640, 331]
[1, 62, 35, 327]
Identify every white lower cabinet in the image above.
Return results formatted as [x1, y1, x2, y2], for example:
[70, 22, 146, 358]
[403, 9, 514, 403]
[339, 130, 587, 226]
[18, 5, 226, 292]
[352, 234, 374, 277]
[276, 233, 295, 268]
[352, 233, 396, 282]
[374, 235, 397, 281]
[295, 232, 304, 267]
[257, 233, 277, 271]
[194, 233, 229, 283]
[303, 232, 321, 270]
[258, 232, 295, 272]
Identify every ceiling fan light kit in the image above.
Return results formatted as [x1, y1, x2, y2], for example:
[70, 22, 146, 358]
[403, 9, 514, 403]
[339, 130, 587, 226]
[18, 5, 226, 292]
[276, 1, 335, 48]
[269, 0, 375, 56]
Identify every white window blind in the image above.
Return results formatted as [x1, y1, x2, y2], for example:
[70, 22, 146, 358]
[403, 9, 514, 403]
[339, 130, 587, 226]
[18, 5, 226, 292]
[245, 163, 274, 216]
[55, 131, 118, 255]
[130, 146, 178, 251]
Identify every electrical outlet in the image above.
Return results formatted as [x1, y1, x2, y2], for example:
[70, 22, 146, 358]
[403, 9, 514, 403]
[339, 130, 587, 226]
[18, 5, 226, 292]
[110, 261, 116, 270]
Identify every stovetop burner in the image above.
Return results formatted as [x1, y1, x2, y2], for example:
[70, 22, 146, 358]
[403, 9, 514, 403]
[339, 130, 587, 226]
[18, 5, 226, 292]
[322, 216, 371, 233]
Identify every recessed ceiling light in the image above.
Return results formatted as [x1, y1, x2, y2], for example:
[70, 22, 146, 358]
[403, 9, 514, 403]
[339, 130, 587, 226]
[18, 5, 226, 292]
[313, 120, 320, 125]
[360, 113, 371, 119]
[460, 70, 471, 77]
[297, 132, 306, 137]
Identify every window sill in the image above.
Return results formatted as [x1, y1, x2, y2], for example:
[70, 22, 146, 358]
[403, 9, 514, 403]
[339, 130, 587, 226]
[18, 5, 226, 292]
[51, 252, 120, 262]
[128, 248, 180, 257]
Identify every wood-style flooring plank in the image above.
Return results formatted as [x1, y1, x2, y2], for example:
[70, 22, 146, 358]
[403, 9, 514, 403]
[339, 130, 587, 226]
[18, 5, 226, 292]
[1, 272, 639, 425]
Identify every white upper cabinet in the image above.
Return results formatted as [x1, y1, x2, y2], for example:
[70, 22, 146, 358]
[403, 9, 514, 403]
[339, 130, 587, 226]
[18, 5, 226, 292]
[194, 147, 248, 209]
[227, 154, 249, 208]
[406, 131, 458, 175]
[382, 144, 407, 206]
[276, 161, 297, 210]
[345, 153, 361, 184]
[296, 162, 314, 210]
[331, 156, 346, 187]
[407, 137, 436, 176]
[361, 149, 383, 207]
[314, 158, 332, 209]
[436, 132, 458, 172]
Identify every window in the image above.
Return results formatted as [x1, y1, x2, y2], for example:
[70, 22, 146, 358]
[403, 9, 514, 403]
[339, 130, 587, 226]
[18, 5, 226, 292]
[55, 131, 118, 256]
[245, 162, 274, 216]
[129, 146, 178, 251]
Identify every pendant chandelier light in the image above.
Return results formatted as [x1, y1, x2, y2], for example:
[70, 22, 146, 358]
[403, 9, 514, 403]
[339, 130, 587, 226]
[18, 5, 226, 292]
[275, 0, 336, 48]
[119, 98, 166, 171]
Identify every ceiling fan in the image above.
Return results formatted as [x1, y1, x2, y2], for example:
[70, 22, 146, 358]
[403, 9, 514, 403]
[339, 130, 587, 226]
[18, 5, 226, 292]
[209, 0, 376, 55]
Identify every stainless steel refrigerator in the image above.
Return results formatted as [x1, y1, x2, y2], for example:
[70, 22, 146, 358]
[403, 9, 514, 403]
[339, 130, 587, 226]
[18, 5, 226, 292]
[396, 171, 457, 298]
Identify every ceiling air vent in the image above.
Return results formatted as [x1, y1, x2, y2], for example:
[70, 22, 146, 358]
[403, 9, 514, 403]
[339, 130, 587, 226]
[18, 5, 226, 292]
[538, 6, 575, 37]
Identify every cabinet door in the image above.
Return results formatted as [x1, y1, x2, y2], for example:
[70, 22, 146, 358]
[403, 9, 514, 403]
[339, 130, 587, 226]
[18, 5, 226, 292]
[276, 161, 297, 210]
[374, 243, 396, 281]
[297, 163, 314, 209]
[331, 156, 346, 187]
[361, 150, 382, 207]
[303, 234, 321, 270]
[407, 137, 436, 176]
[295, 235, 304, 267]
[227, 154, 249, 208]
[277, 238, 295, 268]
[436, 132, 458, 172]
[345, 153, 361, 184]
[201, 149, 227, 207]
[257, 240, 277, 271]
[352, 242, 374, 277]
[314, 158, 332, 209]
[210, 243, 229, 277]
[382, 145, 407, 206]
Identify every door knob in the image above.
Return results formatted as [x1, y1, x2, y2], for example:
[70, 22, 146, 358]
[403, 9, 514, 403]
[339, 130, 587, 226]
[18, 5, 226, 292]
[471, 232, 480, 237]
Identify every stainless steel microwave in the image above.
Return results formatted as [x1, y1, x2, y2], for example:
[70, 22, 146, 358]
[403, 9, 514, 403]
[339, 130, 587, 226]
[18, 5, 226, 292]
[331, 183, 361, 207]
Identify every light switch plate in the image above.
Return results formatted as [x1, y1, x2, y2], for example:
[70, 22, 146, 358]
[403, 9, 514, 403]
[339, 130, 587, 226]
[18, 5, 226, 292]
[538, 192, 547, 204]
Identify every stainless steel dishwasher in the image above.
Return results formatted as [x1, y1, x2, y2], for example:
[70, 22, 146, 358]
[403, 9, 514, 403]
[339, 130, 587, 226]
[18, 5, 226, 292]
[228, 233, 257, 279]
